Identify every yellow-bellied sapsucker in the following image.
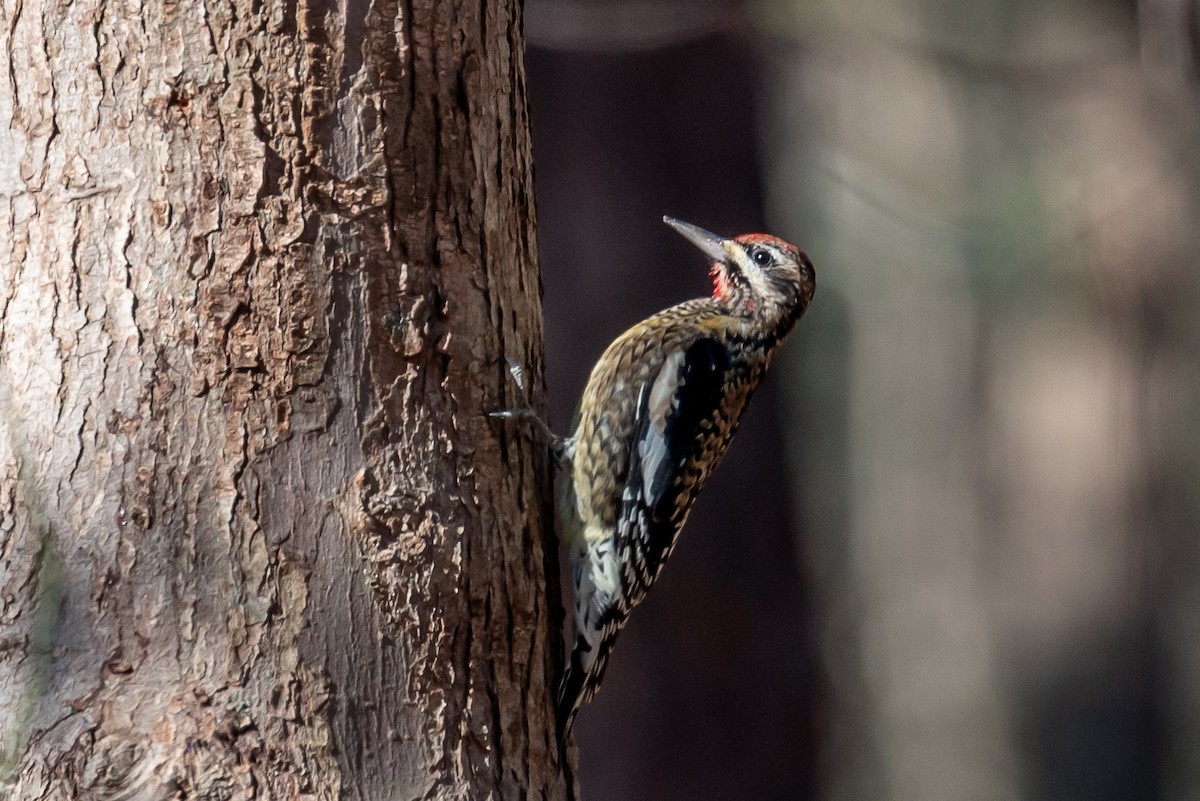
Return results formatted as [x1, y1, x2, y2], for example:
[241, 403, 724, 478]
[555, 216, 815, 740]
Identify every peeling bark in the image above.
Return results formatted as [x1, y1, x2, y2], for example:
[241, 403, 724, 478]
[0, 0, 565, 797]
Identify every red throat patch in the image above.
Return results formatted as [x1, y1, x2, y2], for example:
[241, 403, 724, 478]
[710, 262, 732, 301]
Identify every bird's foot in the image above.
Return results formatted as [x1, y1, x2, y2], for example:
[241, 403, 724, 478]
[489, 357, 570, 466]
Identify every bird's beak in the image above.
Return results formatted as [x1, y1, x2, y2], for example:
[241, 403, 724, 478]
[663, 216, 730, 264]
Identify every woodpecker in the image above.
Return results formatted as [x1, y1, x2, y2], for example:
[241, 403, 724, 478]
[555, 216, 815, 742]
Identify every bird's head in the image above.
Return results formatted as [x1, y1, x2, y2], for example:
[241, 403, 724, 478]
[664, 216, 815, 327]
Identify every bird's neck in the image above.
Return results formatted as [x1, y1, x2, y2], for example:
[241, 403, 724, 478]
[715, 297, 799, 349]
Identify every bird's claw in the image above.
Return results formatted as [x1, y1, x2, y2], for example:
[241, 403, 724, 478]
[490, 356, 567, 464]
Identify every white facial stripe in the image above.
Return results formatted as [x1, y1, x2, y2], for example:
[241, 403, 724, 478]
[732, 245, 773, 298]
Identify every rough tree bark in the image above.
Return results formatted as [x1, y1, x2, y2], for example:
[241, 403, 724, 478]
[0, 0, 567, 798]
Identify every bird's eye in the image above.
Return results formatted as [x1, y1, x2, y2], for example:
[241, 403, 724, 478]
[751, 249, 772, 266]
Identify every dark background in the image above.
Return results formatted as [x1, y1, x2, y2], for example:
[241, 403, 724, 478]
[526, 1, 1200, 799]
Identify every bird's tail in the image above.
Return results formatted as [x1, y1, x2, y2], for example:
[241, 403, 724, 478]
[556, 636, 590, 758]
[556, 628, 622, 763]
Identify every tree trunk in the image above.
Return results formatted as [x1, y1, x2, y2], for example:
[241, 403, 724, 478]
[0, 0, 567, 798]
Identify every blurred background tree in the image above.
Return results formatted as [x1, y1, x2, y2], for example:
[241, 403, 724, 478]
[525, 0, 1200, 799]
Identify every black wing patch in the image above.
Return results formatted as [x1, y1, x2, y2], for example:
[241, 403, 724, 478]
[620, 337, 732, 596]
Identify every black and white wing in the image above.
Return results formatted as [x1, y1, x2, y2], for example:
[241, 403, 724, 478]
[557, 335, 737, 741]
[618, 336, 733, 601]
